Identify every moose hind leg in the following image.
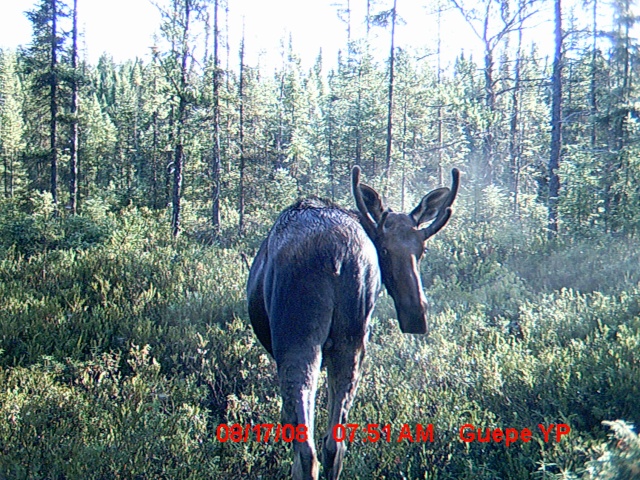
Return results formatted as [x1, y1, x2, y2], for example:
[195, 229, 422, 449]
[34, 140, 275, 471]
[277, 346, 322, 480]
[321, 341, 366, 480]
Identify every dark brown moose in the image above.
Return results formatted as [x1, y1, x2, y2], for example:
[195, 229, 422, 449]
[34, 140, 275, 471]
[247, 166, 459, 479]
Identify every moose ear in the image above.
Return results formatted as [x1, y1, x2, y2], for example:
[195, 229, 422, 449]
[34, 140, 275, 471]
[359, 184, 386, 223]
[410, 187, 450, 225]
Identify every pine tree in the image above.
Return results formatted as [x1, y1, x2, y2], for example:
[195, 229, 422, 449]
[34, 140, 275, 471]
[154, 0, 209, 236]
[0, 50, 26, 197]
[23, 0, 69, 207]
[371, 0, 399, 187]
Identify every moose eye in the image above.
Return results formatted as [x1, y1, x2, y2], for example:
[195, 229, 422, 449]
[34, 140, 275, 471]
[381, 248, 389, 257]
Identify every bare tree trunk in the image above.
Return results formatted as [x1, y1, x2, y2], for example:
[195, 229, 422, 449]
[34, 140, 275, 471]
[3, 156, 7, 197]
[482, 24, 495, 185]
[617, 2, 631, 153]
[275, 62, 285, 170]
[621, 7, 631, 120]
[400, 99, 407, 211]
[50, 0, 58, 207]
[436, 1, 444, 186]
[384, 0, 397, 185]
[69, 0, 79, 214]
[224, 3, 232, 177]
[152, 109, 159, 208]
[326, 102, 336, 201]
[590, 0, 597, 148]
[165, 144, 172, 207]
[509, 14, 523, 214]
[548, 0, 563, 237]
[345, 0, 352, 45]
[9, 153, 14, 197]
[355, 60, 363, 167]
[237, 26, 246, 234]
[151, 58, 160, 209]
[211, 0, 222, 234]
[171, 142, 184, 237]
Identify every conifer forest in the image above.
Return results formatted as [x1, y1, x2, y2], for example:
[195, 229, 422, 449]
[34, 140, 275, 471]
[1, 0, 640, 478]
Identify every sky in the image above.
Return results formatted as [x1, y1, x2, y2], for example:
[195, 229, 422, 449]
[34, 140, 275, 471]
[0, 0, 633, 73]
[0, 0, 354, 68]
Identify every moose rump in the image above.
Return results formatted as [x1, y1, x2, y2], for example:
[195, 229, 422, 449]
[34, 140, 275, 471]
[247, 199, 380, 479]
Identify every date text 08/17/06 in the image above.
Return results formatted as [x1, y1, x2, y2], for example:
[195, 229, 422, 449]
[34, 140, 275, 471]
[215, 423, 571, 446]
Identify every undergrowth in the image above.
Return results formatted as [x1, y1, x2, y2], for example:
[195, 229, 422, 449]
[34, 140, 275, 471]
[0, 194, 638, 479]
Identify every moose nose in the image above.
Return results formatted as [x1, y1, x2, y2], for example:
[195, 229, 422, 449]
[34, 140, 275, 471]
[397, 300, 429, 334]
[399, 315, 428, 334]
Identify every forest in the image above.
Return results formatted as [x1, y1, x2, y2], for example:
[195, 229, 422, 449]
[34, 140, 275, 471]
[1, 0, 639, 478]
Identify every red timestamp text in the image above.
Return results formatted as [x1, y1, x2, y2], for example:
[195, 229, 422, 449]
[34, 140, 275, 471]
[215, 423, 436, 443]
[332, 423, 435, 443]
[216, 423, 308, 443]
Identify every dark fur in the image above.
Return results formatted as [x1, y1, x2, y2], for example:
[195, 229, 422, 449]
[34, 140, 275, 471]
[247, 198, 379, 479]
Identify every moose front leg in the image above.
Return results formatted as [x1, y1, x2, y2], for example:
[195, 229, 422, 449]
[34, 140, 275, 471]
[321, 341, 366, 480]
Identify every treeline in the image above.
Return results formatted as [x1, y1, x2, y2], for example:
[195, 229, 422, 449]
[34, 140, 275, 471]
[1, 0, 639, 239]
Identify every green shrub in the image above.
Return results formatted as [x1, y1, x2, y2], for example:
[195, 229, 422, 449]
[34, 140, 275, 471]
[0, 194, 114, 256]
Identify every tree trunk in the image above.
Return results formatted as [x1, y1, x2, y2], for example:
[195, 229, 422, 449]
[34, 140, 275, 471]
[327, 102, 335, 201]
[3, 156, 7, 197]
[590, 0, 597, 148]
[50, 0, 58, 207]
[276, 65, 285, 171]
[165, 144, 172, 208]
[69, 0, 79, 214]
[171, 142, 184, 237]
[355, 59, 363, 167]
[211, 0, 222, 234]
[436, 2, 444, 185]
[384, 0, 397, 185]
[400, 99, 407, 211]
[345, 0, 352, 45]
[509, 15, 523, 214]
[152, 109, 159, 208]
[482, 35, 495, 185]
[548, 0, 563, 237]
[237, 27, 246, 234]
[9, 153, 14, 197]
[617, 1, 631, 153]
[171, 0, 191, 237]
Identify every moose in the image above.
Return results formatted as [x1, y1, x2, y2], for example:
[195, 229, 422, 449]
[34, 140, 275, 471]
[247, 166, 459, 479]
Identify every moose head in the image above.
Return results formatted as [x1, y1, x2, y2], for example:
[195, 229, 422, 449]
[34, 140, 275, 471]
[352, 166, 460, 334]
